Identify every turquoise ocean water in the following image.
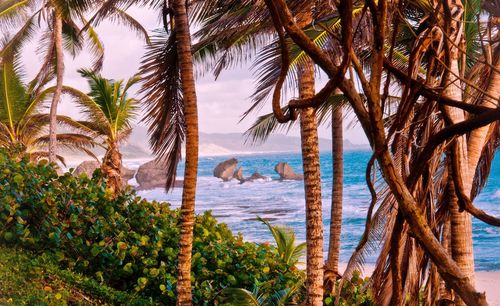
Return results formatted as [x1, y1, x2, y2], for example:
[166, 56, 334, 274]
[133, 151, 499, 271]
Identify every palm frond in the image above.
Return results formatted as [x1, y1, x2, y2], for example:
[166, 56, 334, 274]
[0, 11, 39, 59]
[139, 29, 184, 192]
[82, 21, 105, 71]
[96, 7, 150, 44]
[62, 18, 84, 57]
[60, 83, 112, 134]
[0, 0, 33, 30]
[221, 288, 261, 306]
[0, 53, 29, 131]
[244, 106, 296, 145]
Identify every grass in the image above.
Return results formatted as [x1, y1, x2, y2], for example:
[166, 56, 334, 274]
[0, 245, 154, 305]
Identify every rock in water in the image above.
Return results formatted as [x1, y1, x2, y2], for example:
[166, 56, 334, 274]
[122, 167, 136, 182]
[246, 172, 268, 182]
[134, 160, 183, 190]
[274, 162, 304, 180]
[73, 160, 135, 185]
[233, 166, 244, 182]
[136, 160, 168, 190]
[213, 158, 238, 181]
[73, 160, 100, 177]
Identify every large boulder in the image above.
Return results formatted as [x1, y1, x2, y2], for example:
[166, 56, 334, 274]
[73, 160, 100, 177]
[135, 160, 183, 190]
[213, 158, 238, 181]
[245, 172, 268, 182]
[136, 160, 167, 190]
[233, 166, 244, 182]
[274, 162, 303, 180]
[122, 167, 136, 182]
[74, 160, 135, 185]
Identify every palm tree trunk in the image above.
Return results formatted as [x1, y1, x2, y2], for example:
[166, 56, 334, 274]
[48, 13, 64, 163]
[326, 103, 343, 277]
[466, 47, 500, 187]
[299, 60, 324, 306]
[173, 0, 199, 305]
[444, 59, 475, 305]
[439, 212, 453, 303]
[101, 141, 122, 196]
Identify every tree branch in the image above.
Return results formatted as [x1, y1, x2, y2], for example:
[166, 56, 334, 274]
[384, 59, 494, 115]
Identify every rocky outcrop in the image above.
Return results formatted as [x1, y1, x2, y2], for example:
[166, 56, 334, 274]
[122, 167, 136, 182]
[74, 160, 135, 185]
[246, 172, 268, 182]
[73, 160, 100, 177]
[233, 166, 244, 182]
[134, 160, 184, 190]
[213, 158, 238, 181]
[274, 162, 303, 180]
[136, 160, 167, 190]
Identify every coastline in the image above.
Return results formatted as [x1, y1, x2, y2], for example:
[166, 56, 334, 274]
[337, 263, 500, 305]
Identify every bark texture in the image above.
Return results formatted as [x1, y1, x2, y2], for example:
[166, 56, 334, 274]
[326, 104, 343, 276]
[48, 13, 64, 163]
[444, 60, 475, 306]
[299, 60, 324, 306]
[173, 0, 199, 304]
[101, 141, 122, 196]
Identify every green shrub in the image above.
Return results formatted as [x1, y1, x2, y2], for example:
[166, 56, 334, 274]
[0, 149, 303, 304]
[324, 271, 374, 306]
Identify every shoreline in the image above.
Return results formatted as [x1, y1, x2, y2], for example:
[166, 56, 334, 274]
[336, 263, 500, 305]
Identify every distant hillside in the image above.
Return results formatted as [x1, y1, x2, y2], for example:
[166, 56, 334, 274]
[63, 126, 369, 161]
[127, 126, 369, 154]
[197, 132, 369, 153]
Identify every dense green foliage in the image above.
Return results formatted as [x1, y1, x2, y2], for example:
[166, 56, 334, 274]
[324, 271, 373, 306]
[0, 245, 150, 305]
[0, 149, 303, 304]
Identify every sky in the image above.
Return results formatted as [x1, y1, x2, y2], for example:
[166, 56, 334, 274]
[18, 5, 369, 145]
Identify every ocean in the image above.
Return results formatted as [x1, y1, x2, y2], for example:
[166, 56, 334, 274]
[128, 151, 499, 271]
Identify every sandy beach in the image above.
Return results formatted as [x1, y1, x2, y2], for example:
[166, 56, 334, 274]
[336, 263, 500, 305]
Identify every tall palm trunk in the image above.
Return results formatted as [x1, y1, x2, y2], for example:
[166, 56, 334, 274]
[466, 47, 500, 183]
[48, 13, 64, 163]
[101, 141, 122, 195]
[173, 0, 199, 304]
[299, 59, 324, 306]
[326, 104, 343, 277]
[444, 59, 475, 305]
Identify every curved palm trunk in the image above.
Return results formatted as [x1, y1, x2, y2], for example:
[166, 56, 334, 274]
[101, 141, 122, 195]
[444, 59, 475, 305]
[48, 13, 64, 163]
[467, 47, 500, 183]
[326, 104, 343, 278]
[173, 0, 199, 304]
[299, 60, 324, 306]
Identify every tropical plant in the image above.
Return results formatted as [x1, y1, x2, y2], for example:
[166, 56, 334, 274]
[0, 50, 96, 164]
[221, 280, 302, 306]
[72, 68, 140, 195]
[0, 0, 149, 163]
[262, 1, 499, 305]
[0, 149, 304, 304]
[257, 217, 306, 266]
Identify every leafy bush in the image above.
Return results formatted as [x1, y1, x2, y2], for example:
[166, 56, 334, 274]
[324, 271, 374, 306]
[0, 149, 303, 304]
[0, 246, 151, 305]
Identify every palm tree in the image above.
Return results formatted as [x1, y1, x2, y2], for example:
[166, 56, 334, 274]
[71, 69, 140, 195]
[327, 101, 343, 278]
[0, 0, 149, 163]
[258, 217, 306, 266]
[0, 51, 96, 164]
[0, 0, 103, 163]
[168, 1, 201, 304]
